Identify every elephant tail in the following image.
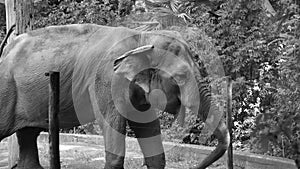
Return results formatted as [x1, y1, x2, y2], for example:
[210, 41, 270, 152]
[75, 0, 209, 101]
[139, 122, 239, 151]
[0, 24, 16, 58]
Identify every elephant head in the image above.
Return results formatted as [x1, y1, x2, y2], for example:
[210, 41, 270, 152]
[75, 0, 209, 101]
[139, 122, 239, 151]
[112, 31, 200, 123]
[111, 31, 229, 169]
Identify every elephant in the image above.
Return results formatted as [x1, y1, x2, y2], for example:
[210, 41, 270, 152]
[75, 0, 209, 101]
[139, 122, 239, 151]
[0, 24, 229, 169]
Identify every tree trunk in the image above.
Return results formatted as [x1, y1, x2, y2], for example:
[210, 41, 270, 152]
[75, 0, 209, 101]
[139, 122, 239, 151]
[5, 0, 34, 168]
[15, 0, 34, 35]
[5, 0, 17, 167]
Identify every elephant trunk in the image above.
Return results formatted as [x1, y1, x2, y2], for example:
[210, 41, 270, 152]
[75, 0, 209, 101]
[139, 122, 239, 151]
[192, 120, 229, 169]
[192, 79, 230, 168]
[197, 80, 211, 120]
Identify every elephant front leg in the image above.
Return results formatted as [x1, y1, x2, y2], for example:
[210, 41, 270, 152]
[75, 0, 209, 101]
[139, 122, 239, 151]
[15, 127, 43, 169]
[102, 109, 127, 169]
[128, 119, 166, 169]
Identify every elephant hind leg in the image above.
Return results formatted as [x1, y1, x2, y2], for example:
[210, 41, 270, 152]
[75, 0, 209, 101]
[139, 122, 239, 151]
[15, 127, 43, 169]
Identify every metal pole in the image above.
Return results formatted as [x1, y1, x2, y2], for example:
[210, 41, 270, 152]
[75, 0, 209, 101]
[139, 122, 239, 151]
[227, 77, 233, 169]
[46, 71, 61, 169]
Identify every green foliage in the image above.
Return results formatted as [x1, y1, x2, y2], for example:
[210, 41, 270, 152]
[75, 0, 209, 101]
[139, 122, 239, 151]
[33, 0, 120, 28]
[0, 4, 6, 42]
[250, 2, 300, 158]
[201, 0, 300, 160]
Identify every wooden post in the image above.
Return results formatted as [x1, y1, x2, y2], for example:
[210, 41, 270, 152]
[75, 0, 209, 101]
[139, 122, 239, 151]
[46, 71, 61, 169]
[15, 0, 34, 34]
[5, 0, 34, 168]
[4, 0, 15, 30]
[5, 0, 17, 168]
[227, 77, 233, 169]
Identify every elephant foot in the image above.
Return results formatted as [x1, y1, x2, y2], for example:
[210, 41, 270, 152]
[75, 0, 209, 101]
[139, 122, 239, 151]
[143, 153, 166, 169]
[104, 151, 125, 169]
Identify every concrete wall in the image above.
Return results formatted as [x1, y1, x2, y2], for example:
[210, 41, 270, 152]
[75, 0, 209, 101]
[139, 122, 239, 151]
[38, 133, 297, 169]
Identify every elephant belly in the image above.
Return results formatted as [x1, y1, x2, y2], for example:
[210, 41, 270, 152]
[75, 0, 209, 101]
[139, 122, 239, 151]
[14, 86, 81, 130]
[12, 70, 84, 131]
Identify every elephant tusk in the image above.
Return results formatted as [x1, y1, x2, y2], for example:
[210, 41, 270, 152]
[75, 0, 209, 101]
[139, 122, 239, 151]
[173, 106, 186, 126]
[113, 45, 154, 71]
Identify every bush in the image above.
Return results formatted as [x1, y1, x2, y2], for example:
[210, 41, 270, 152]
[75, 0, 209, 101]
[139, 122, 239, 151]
[33, 0, 120, 29]
[0, 4, 6, 43]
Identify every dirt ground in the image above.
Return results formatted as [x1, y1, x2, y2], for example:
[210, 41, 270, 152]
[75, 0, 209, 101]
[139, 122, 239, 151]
[0, 141, 225, 169]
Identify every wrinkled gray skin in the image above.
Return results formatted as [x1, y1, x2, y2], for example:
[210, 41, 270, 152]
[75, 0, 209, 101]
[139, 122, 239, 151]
[0, 24, 229, 169]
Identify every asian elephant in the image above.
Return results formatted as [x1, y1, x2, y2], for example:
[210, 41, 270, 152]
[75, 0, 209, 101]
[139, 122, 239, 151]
[0, 24, 229, 169]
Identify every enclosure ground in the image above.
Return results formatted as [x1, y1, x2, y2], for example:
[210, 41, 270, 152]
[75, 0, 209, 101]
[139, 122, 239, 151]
[0, 133, 296, 169]
[0, 139, 224, 169]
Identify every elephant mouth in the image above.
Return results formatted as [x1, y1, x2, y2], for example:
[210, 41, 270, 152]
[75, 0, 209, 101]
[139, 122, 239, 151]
[129, 80, 151, 112]
[129, 85, 181, 114]
[128, 68, 184, 116]
[134, 103, 151, 112]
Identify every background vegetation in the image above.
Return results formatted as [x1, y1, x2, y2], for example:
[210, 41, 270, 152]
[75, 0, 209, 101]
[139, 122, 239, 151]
[0, 0, 299, 165]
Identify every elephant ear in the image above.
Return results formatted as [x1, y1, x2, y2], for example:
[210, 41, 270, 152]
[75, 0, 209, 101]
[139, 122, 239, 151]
[113, 45, 154, 92]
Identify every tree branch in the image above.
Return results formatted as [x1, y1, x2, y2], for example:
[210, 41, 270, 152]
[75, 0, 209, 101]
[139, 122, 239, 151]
[263, 0, 276, 16]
